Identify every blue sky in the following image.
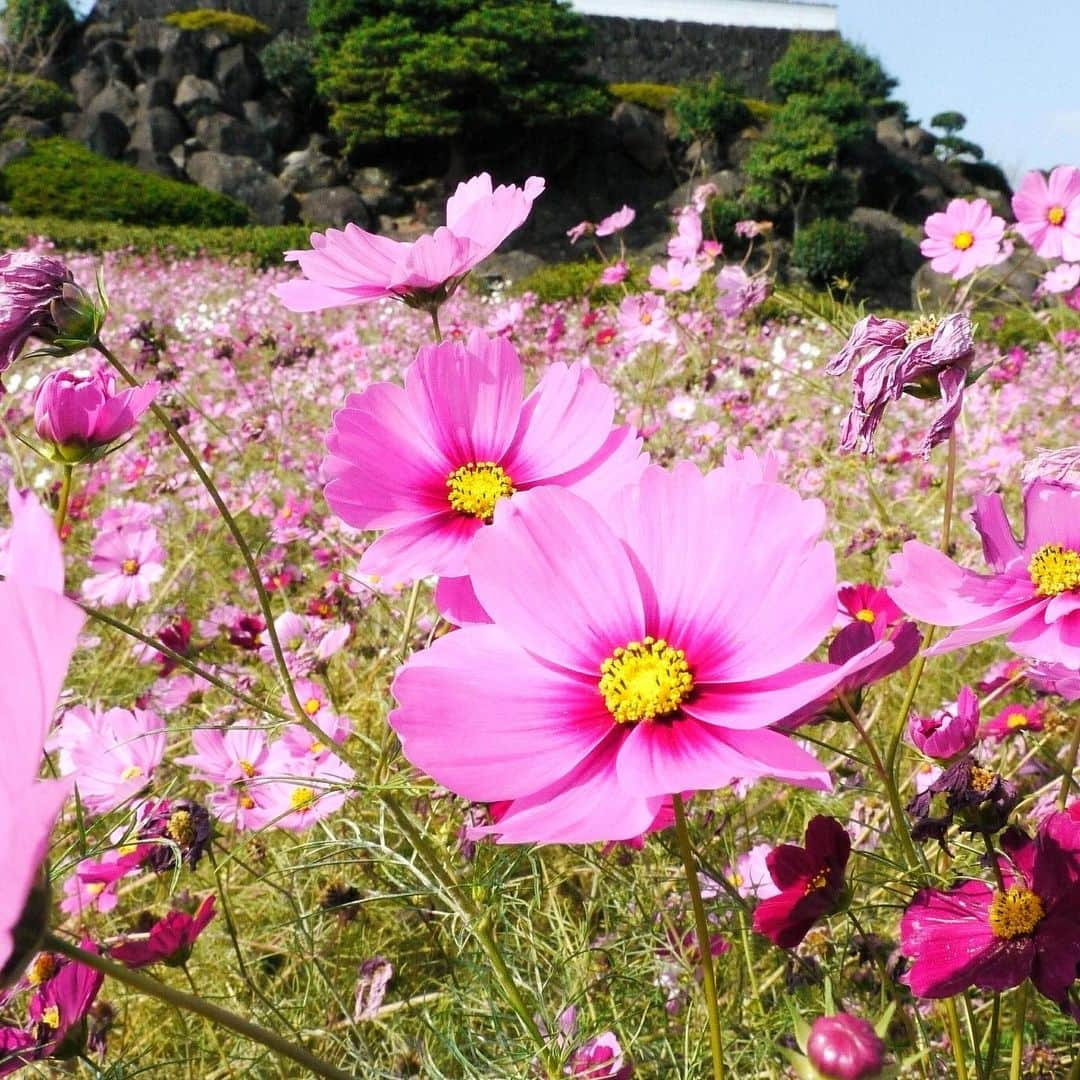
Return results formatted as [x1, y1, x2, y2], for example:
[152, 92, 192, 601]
[839, 0, 1080, 184]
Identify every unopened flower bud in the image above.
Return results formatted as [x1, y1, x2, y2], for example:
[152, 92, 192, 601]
[807, 1013, 885, 1080]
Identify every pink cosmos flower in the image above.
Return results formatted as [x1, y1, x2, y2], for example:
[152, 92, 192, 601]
[907, 686, 979, 761]
[714, 265, 769, 319]
[889, 479, 1080, 668]
[81, 526, 165, 607]
[259, 610, 350, 676]
[111, 895, 216, 969]
[60, 848, 145, 916]
[566, 221, 592, 244]
[836, 583, 904, 630]
[1040, 262, 1080, 295]
[568, 1032, 633, 1078]
[391, 465, 881, 845]
[324, 330, 646, 586]
[1023, 445, 1080, 487]
[254, 750, 353, 832]
[33, 367, 158, 462]
[900, 814, 1080, 1007]
[175, 727, 272, 830]
[1029, 661, 1080, 701]
[275, 173, 544, 312]
[733, 843, 781, 900]
[667, 207, 703, 260]
[599, 261, 629, 285]
[1011, 166, 1080, 261]
[826, 313, 976, 456]
[648, 257, 701, 293]
[617, 294, 674, 349]
[596, 205, 635, 237]
[981, 701, 1045, 741]
[920, 197, 1006, 279]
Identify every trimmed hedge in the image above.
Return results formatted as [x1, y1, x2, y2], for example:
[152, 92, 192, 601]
[0, 216, 312, 268]
[2, 138, 250, 226]
[609, 82, 678, 113]
[791, 218, 867, 285]
[164, 9, 270, 38]
[2, 75, 74, 121]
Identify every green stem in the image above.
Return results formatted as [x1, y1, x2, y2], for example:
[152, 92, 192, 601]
[42, 933, 353, 1080]
[962, 992, 986, 1080]
[985, 993, 1001, 1075]
[1059, 707, 1080, 809]
[54, 463, 73, 533]
[945, 997, 970, 1080]
[430, 307, 443, 343]
[672, 794, 725, 1080]
[1009, 981, 1028, 1080]
[940, 430, 958, 555]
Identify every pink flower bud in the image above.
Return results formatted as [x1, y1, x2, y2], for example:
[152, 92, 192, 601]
[907, 685, 979, 760]
[807, 1013, 885, 1080]
[33, 368, 158, 462]
[0, 252, 74, 380]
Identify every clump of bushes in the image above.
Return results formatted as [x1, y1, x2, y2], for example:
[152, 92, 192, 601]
[671, 74, 750, 142]
[609, 83, 678, 113]
[791, 218, 867, 284]
[259, 32, 320, 109]
[0, 74, 73, 121]
[703, 196, 746, 247]
[2, 138, 249, 226]
[0, 216, 310, 267]
[164, 9, 270, 38]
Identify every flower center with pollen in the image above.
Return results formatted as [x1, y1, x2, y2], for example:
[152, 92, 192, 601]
[290, 787, 316, 811]
[167, 810, 196, 848]
[904, 314, 939, 343]
[952, 230, 975, 250]
[988, 886, 1044, 939]
[121, 558, 140, 576]
[1048, 206, 1066, 226]
[599, 637, 693, 724]
[1028, 544, 1080, 596]
[446, 462, 514, 521]
[855, 608, 876, 623]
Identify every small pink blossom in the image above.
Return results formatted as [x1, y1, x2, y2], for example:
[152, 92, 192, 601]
[595, 205, 635, 237]
[907, 687, 979, 761]
[920, 197, 1006, 279]
[599, 261, 629, 285]
[1040, 262, 1080, 295]
[81, 526, 165, 607]
[667, 208, 703, 261]
[1012, 166, 1080, 260]
[715, 265, 769, 319]
[648, 257, 701, 293]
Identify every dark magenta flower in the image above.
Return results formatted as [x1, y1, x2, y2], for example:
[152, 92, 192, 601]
[0, 253, 73, 382]
[900, 813, 1080, 1007]
[110, 895, 216, 969]
[906, 755, 1017, 846]
[137, 799, 213, 873]
[752, 816, 851, 948]
[981, 702, 1046, 741]
[806, 1013, 886, 1080]
[907, 686, 980, 761]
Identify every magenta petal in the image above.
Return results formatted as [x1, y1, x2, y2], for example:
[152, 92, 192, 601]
[390, 625, 614, 802]
[359, 512, 481, 581]
[1023, 480, 1080, 552]
[434, 575, 491, 625]
[973, 493, 1023, 572]
[1006, 608, 1080, 667]
[553, 425, 650, 508]
[926, 600, 1046, 656]
[273, 279, 377, 311]
[469, 488, 646, 674]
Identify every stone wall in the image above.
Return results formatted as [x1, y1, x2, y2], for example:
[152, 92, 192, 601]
[88, 0, 309, 35]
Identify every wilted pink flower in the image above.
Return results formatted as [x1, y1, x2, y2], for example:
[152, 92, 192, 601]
[806, 1013, 886, 1080]
[981, 701, 1045, 741]
[1012, 166, 1080, 261]
[0, 253, 73, 382]
[826, 313, 976, 456]
[391, 465, 880, 844]
[1022, 445, 1080, 487]
[275, 173, 544, 313]
[599, 261, 629, 285]
[33, 367, 158, 462]
[735, 220, 767, 239]
[354, 957, 393, 1021]
[921, 197, 1007, 278]
[111, 895, 216, 969]
[889, 479, 1080, 668]
[714, 265, 769, 319]
[596, 205, 635, 237]
[667, 207, 703, 260]
[907, 686, 979, 760]
[648, 257, 701, 293]
[324, 330, 646, 589]
[81, 526, 165, 607]
[566, 220, 592, 244]
[569, 1032, 633, 1078]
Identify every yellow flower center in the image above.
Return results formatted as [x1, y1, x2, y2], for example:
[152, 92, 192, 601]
[39, 1005, 60, 1031]
[640, 312, 653, 325]
[804, 869, 829, 895]
[290, 787, 316, 811]
[28, 953, 59, 986]
[239, 792, 255, 810]
[1005, 712, 1030, 730]
[971, 766, 995, 794]
[1029, 543, 1080, 596]
[952, 230, 975, 250]
[1048, 206, 1066, 226]
[310, 741, 326, 755]
[120, 765, 144, 781]
[904, 314, 940, 344]
[599, 637, 693, 724]
[855, 608, 876, 623]
[86, 882, 106, 897]
[167, 810, 196, 848]
[121, 558, 140, 576]
[238, 760, 256, 778]
[446, 461, 514, 521]
[303, 697, 322, 716]
[988, 886, 1044, 939]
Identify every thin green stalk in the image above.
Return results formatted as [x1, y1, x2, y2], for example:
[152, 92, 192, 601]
[1009, 981, 1028, 1080]
[42, 933, 353, 1080]
[944, 997, 970, 1080]
[737, 909, 765, 1019]
[430, 307, 443, 343]
[672, 794, 725, 1080]
[985, 993, 1001, 1075]
[962, 992, 986, 1080]
[54, 463, 73, 533]
[940, 429, 958, 554]
[1060, 707, 1080, 808]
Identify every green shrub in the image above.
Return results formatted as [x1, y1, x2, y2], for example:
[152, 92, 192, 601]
[743, 97, 778, 125]
[769, 35, 895, 107]
[703, 196, 745, 246]
[0, 74, 74, 122]
[0, 216, 310, 267]
[791, 218, 867, 284]
[164, 9, 270, 38]
[259, 32, 320, 108]
[511, 259, 633, 304]
[672, 74, 749, 142]
[609, 82, 677, 113]
[2, 138, 249, 226]
[2, 0, 72, 43]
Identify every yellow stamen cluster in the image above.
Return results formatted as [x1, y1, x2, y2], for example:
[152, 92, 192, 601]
[952, 230, 975, 250]
[121, 558, 140, 576]
[1048, 206, 1066, 226]
[970, 766, 996, 794]
[290, 787, 316, 811]
[167, 810, 196, 848]
[1005, 712, 1030, 730]
[39, 1005, 60, 1031]
[303, 696, 322, 716]
[238, 760, 257, 778]
[988, 886, 1044, 939]
[28, 953, 59, 986]
[804, 869, 829, 895]
[446, 461, 514, 521]
[599, 637, 693, 724]
[1029, 543, 1080, 596]
[854, 608, 876, 623]
[120, 764, 144, 781]
[904, 314, 940, 344]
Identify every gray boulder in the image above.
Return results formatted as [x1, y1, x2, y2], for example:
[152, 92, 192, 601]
[186, 151, 295, 224]
[350, 166, 411, 216]
[278, 146, 342, 194]
[875, 114, 906, 152]
[174, 76, 222, 123]
[194, 113, 272, 166]
[0, 138, 31, 170]
[70, 66, 107, 111]
[136, 78, 176, 111]
[129, 106, 187, 154]
[124, 147, 183, 180]
[850, 208, 923, 309]
[904, 126, 936, 155]
[243, 96, 297, 153]
[298, 186, 373, 230]
[214, 45, 260, 113]
[86, 79, 138, 127]
[612, 102, 667, 173]
[68, 110, 130, 159]
[133, 20, 209, 83]
[86, 39, 136, 85]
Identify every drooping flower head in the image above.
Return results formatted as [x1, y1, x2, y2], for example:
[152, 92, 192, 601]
[920, 197, 1007, 279]
[595, 205, 636, 238]
[391, 464, 876, 844]
[110, 895, 216, 969]
[907, 686, 980, 761]
[275, 173, 544, 313]
[826, 312, 976, 456]
[1011, 166, 1080, 261]
[889, 479, 1080, 668]
[715, 265, 769, 319]
[0, 253, 72, 384]
[323, 330, 647, 600]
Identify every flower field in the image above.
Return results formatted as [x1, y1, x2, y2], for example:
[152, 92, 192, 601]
[1, 173, 1080, 1079]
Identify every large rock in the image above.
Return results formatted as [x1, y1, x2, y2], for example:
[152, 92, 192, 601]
[875, 114, 906, 152]
[278, 145, 342, 194]
[612, 102, 667, 173]
[68, 110, 130, 159]
[70, 66, 107, 111]
[133, 19, 210, 83]
[850, 208, 923, 309]
[86, 79, 138, 127]
[350, 166, 411, 216]
[194, 113, 272, 166]
[243, 96, 297, 153]
[904, 126, 936, 155]
[136, 78, 175, 111]
[124, 147, 183, 180]
[129, 106, 187, 154]
[298, 186, 373, 230]
[0, 138, 32, 170]
[86, 38, 136, 85]
[214, 45, 260, 113]
[186, 151, 294, 224]
[174, 76, 222, 123]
